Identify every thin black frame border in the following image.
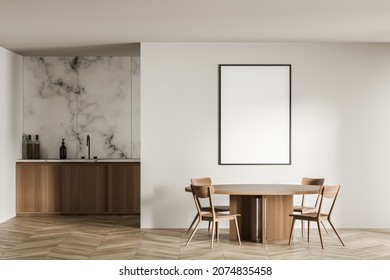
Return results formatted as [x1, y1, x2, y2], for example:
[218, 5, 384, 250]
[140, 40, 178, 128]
[218, 64, 292, 165]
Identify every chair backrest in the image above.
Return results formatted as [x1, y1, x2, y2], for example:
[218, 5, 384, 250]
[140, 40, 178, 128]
[191, 177, 212, 186]
[300, 177, 325, 207]
[301, 177, 325, 186]
[190, 177, 215, 217]
[190, 184, 215, 198]
[317, 185, 341, 216]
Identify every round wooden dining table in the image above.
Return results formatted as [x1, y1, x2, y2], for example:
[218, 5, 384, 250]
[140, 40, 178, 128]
[185, 184, 320, 243]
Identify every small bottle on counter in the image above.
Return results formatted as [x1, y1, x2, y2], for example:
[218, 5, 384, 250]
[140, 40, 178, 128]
[26, 135, 33, 159]
[33, 135, 40, 159]
[60, 139, 67, 159]
[22, 135, 27, 159]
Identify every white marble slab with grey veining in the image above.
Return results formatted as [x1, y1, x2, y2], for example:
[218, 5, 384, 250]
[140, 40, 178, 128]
[23, 56, 140, 159]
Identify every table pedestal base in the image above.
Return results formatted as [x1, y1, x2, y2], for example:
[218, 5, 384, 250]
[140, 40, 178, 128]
[229, 195, 293, 243]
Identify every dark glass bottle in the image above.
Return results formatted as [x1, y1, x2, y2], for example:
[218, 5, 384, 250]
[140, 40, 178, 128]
[33, 135, 40, 159]
[26, 135, 33, 159]
[60, 139, 67, 159]
[22, 135, 27, 159]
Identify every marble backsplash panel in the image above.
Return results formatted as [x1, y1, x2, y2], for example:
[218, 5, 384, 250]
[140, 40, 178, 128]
[23, 56, 140, 159]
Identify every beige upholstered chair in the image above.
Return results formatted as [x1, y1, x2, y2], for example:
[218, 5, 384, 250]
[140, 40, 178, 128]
[186, 177, 229, 233]
[186, 179, 241, 249]
[289, 185, 345, 249]
[294, 177, 325, 236]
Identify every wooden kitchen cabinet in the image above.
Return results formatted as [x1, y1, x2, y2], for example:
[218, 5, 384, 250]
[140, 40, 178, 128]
[16, 161, 140, 215]
[16, 163, 61, 214]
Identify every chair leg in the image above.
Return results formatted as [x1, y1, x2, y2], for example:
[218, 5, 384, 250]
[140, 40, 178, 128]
[301, 220, 304, 237]
[208, 221, 211, 233]
[234, 216, 241, 245]
[211, 221, 216, 249]
[307, 221, 310, 242]
[186, 219, 201, 246]
[187, 213, 198, 234]
[317, 221, 324, 249]
[288, 217, 296, 245]
[321, 221, 329, 233]
[216, 221, 219, 243]
[328, 220, 345, 246]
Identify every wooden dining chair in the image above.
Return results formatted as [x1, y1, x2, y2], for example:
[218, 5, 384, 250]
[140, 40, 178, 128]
[293, 177, 325, 237]
[289, 185, 345, 249]
[186, 182, 241, 249]
[186, 177, 229, 233]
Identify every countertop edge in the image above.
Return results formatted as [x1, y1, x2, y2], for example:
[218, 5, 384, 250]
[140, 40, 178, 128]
[16, 159, 141, 163]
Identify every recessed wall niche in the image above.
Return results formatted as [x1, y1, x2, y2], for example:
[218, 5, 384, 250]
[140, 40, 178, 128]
[23, 56, 140, 159]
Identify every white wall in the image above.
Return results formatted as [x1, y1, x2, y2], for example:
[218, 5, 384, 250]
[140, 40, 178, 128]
[0, 47, 23, 223]
[141, 42, 390, 228]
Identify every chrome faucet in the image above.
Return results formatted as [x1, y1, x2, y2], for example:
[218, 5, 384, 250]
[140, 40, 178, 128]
[86, 134, 90, 159]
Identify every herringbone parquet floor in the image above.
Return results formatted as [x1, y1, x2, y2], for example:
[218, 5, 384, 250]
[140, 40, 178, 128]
[0, 215, 389, 260]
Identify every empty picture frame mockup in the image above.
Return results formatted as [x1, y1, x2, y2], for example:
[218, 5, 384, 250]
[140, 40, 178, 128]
[219, 64, 291, 165]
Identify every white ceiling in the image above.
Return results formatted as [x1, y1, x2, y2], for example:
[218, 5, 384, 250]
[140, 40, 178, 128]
[1, 0, 390, 55]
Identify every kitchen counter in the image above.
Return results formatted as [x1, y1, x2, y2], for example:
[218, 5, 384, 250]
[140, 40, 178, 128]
[16, 158, 140, 163]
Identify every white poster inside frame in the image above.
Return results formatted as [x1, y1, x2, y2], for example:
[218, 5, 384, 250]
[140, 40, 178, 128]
[219, 64, 291, 165]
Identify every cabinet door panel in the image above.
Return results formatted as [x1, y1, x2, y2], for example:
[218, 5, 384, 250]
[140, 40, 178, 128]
[109, 163, 140, 213]
[61, 164, 107, 213]
[16, 164, 61, 214]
